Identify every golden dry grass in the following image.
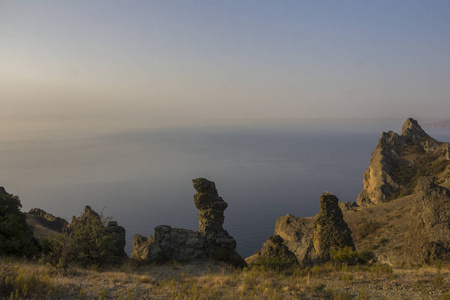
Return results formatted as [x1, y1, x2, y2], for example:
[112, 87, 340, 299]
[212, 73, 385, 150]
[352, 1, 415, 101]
[1, 257, 449, 299]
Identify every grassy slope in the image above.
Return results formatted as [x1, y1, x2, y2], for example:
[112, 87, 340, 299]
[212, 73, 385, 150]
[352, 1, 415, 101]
[1, 257, 449, 299]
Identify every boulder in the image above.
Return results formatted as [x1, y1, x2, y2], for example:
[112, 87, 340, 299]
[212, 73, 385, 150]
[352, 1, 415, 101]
[140, 225, 208, 263]
[273, 214, 317, 265]
[259, 235, 298, 265]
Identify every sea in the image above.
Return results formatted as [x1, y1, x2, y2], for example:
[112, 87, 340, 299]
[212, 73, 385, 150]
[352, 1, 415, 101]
[1, 119, 449, 258]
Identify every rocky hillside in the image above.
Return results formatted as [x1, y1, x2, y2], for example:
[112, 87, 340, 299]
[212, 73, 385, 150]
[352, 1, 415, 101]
[357, 118, 449, 206]
[249, 192, 355, 266]
[253, 118, 450, 266]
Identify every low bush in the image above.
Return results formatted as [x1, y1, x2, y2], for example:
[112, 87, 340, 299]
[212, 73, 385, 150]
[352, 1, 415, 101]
[332, 246, 358, 265]
[41, 211, 120, 268]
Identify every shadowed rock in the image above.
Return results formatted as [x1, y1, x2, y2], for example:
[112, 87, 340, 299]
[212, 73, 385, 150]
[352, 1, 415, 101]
[26, 208, 69, 248]
[313, 193, 355, 261]
[136, 225, 208, 263]
[408, 177, 450, 263]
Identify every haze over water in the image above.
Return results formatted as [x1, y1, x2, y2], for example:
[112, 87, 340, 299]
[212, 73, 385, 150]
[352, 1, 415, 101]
[1, 119, 449, 257]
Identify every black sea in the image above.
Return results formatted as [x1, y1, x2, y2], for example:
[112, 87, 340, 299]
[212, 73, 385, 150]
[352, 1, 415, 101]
[2, 120, 449, 257]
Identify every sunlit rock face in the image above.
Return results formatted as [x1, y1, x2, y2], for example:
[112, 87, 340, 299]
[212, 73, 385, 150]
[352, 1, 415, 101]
[357, 118, 449, 206]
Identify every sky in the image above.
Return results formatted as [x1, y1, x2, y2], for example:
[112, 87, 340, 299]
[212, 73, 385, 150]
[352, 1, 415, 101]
[1, 1, 450, 132]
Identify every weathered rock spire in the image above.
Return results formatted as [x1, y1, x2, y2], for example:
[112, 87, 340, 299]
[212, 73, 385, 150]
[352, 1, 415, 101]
[192, 178, 246, 267]
[313, 193, 355, 261]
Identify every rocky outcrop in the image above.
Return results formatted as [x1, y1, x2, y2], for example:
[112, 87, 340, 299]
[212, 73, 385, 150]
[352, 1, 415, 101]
[66, 206, 101, 232]
[26, 208, 69, 248]
[133, 225, 208, 263]
[68, 206, 127, 258]
[313, 193, 355, 261]
[132, 178, 246, 267]
[273, 214, 316, 265]
[255, 192, 354, 266]
[105, 221, 127, 258]
[27, 208, 68, 233]
[357, 118, 449, 206]
[408, 177, 450, 263]
[192, 178, 246, 267]
[258, 235, 298, 267]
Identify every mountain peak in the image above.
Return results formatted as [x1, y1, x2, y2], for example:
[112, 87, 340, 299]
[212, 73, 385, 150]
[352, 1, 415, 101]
[401, 118, 430, 142]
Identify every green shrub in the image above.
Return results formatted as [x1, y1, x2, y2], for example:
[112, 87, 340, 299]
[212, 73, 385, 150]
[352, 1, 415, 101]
[331, 247, 358, 265]
[42, 211, 119, 268]
[0, 189, 37, 257]
[251, 254, 297, 272]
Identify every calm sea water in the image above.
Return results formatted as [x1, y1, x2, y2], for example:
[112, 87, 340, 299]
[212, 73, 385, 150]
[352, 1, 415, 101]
[1, 120, 449, 257]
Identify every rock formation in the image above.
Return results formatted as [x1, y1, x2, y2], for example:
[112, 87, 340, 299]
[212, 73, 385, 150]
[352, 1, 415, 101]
[272, 214, 317, 265]
[132, 178, 246, 267]
[192, 178, 245, 266]
[258, 235, 298, 267]
[26, 208, 68, 248]
[105, 221, 127, 258]
[357, 118, 449, 206]
[254, 192, 354, 266]
[68, 206, 127, 258]
[133, 226, 208, 263]
[408, 177, 450, 263]
[313, 193, 355, 261]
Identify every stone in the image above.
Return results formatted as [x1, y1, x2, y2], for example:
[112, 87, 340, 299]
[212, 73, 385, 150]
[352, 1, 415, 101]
[260, 235, 298, 265]
[313, 193, 355, 261]
[131, 178, 246, 267]
[256, 192, 354, 265]
[408, 177, 450, 263]
[27, 208, 68, 233]
[105, 221, 127, 258]
[357, 118, 449, 206]
[273, 214, 317, 265]
[145, 225, 208, 263]
[192, 178, 246, 267]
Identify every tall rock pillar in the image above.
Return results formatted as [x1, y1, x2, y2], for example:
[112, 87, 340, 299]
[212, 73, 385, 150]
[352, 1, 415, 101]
[192, 178, 246, 267]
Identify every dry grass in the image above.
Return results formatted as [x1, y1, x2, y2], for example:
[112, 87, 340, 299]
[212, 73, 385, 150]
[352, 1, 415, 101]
[1, 257, 449, 299]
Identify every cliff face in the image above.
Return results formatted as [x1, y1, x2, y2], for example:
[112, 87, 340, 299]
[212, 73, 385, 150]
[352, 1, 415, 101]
[132, 178, 246, 268]
[357, 118, 449, 206]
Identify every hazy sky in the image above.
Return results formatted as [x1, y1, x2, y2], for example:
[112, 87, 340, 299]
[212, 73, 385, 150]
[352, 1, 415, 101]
[1, 1, 450, 130]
